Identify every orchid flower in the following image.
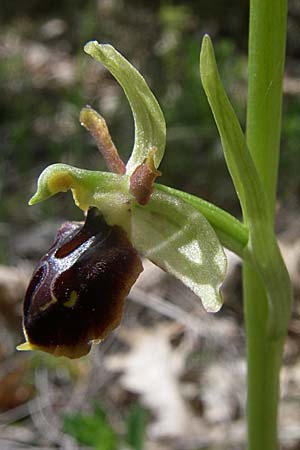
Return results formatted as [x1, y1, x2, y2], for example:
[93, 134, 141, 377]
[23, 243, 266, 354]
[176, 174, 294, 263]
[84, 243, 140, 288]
[18, 42, 227, 358]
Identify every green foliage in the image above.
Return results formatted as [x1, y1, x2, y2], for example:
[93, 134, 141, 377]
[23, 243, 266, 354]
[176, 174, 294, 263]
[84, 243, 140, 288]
[63, 403, 118, 450]
[62, 403, 148, 450]
[125, 404, 148, 450]
[280, 97, 300, 198]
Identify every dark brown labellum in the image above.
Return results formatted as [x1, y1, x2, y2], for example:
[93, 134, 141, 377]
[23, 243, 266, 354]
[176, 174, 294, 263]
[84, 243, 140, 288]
[22, 208, 143, 358]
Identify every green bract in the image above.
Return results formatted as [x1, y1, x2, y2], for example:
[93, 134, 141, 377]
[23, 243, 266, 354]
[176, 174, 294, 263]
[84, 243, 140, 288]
[200, 35, 291, 338]
[200, 35, 267, 222]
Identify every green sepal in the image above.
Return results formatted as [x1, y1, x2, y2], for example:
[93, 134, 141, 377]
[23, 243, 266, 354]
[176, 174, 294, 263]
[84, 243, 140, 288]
[131, 188, 227, 313]
[156, 183, 248, 258]
[84, 42, 166, 174]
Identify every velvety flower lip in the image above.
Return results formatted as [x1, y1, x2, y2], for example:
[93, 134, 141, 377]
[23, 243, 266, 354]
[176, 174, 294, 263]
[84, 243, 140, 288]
[19, 208, 143, 358]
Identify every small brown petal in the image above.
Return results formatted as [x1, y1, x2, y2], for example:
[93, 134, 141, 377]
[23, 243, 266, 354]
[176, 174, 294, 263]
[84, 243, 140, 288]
[129, 148, 161, 205]
[21, 208, 143, 358]
[80, 106, 126, 175]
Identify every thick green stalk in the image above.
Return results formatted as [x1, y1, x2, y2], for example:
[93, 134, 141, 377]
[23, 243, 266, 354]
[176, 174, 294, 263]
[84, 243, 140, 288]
[244, 1, 288, 449]
[243, 264, 285, 450]
[246, 0, 287, 215]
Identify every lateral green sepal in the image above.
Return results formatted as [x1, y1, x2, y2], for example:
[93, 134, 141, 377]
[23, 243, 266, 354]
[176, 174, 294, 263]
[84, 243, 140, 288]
[131, 188, 227, 312]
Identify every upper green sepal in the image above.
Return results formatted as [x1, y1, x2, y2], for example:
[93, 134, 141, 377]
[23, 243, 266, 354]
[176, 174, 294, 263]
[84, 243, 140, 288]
[84, 41, 166, 174]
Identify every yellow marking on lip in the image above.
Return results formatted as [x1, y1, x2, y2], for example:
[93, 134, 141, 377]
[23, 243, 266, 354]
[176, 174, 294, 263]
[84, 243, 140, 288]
[63, 290, 78, 308]
[17, 341, 35, 351]
[17, 329, 42, 353]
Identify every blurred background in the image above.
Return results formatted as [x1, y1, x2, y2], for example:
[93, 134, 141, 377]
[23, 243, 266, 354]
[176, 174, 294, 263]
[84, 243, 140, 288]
[0, 1, 299, 449]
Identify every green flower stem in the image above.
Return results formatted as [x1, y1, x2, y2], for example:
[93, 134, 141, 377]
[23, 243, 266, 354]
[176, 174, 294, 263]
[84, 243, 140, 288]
[156, 183, 248, 258]
[244, 1, 290, 449]
[247, 0, 287, 216]
[244, 264, 285, 450]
